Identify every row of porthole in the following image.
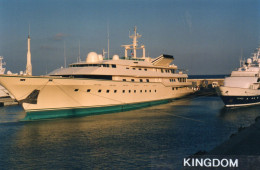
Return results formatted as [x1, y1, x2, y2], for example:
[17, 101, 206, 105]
[126, 67, 148, 71]
[123, 79, 150, 82]
[75, 89, 157, 93]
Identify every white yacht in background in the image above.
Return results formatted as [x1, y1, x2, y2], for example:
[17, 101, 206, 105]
[217, 46, 260, 107]
[0, 27, 193, 120]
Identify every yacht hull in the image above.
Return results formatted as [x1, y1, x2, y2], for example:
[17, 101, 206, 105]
[217, 86, 260, 107]
[0, 75, 193, 120]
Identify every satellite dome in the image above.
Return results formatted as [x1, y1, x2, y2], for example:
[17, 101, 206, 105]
[113, 55, 119, 60]
[86, 52, 98, 63]
[98, 54, 103, 61]
[247, 58, 252, 64]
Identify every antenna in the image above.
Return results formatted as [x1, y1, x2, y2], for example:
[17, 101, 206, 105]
[64, 41, 66, 68]
[28, 23, 30, 37]
[107, 21, 110, 60]
[78, 40, 81, 62]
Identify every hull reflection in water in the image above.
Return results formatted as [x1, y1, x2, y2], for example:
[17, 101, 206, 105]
[1, 97, 260, 169]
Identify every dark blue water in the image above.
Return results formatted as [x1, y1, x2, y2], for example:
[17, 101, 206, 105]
[0, 96, 260, 169]
[189, 74, 228, 79]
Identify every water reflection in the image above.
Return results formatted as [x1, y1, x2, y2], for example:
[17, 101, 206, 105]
[1, 97, 260, 169]
[219, 105, 260, 123]
[9, 107, 180, 169]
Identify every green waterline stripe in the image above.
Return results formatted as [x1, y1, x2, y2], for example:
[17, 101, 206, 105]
[22, 99, 171, 121]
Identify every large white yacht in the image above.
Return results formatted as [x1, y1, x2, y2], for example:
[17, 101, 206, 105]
[0, 27, 193, 120]
[217, 46, 260, 107]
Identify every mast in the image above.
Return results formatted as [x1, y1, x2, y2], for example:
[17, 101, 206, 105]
[107, 22, 110, 60]
[64, 41, 66, 68]
[129, 26, 141, 59]
[122, 26, 145, 59]
[78, 40, 81, 62]
[26, 25, 32, 76]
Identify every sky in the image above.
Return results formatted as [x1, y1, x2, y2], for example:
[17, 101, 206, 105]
[0, 0, 260, 75]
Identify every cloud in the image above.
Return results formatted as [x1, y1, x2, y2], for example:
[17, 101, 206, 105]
[53, 33, 68, 41]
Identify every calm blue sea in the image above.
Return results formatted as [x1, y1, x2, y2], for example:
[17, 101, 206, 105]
[0, 96, 260, 169]
[189, 74, 228, 79]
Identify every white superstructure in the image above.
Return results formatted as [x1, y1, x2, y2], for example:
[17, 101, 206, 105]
[217, 46, 260, 107]
[0, 56, 13, 99]
[0, 27, 193, 120]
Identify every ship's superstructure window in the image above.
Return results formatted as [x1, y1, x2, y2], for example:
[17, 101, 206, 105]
[87, 89, 91, 92]
[146, 79, 149, 82]
[169, 79, 177, 82]
[140, 90, 143, 93]
[69, 64, 118, 68]
[74, 89, 79, 92]
[177, 78, 187, 82]
[144, 69, 147, 71]
[106, 90, 110, 93]
[131, 79, 135, 82]
[20, 79, 26, 81]
[114, 90, 117, 93]
[140, 79, 143, 82]
[123, 79, 126, 81]
[134, 90, 136, 93]
[122, 90, 125, 93]
[98, 89, 102, 93]
[129, 90, 131, 93]
[59, 75, 112, 80]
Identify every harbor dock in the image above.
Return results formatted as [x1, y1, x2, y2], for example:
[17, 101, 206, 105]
[0, 97, 18, 107]
[188, 78, 224, 88]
